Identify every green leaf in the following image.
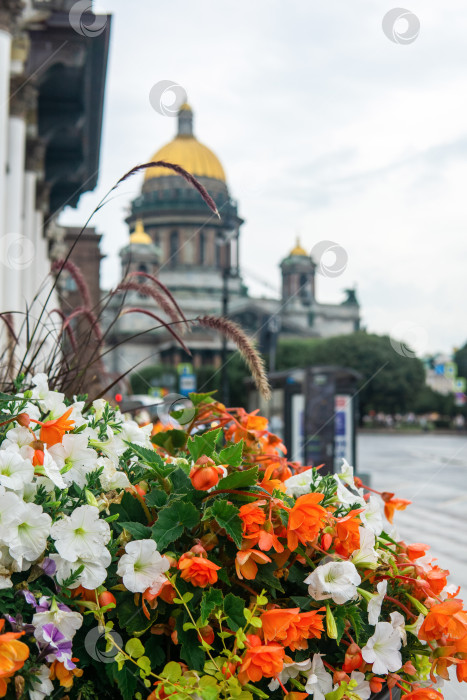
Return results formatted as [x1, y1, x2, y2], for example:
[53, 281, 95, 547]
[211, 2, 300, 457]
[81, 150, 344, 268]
[218, 466, 258, 490]
[144, 636, 166, 668]
[176, 616, 206, 671]
[151, 429, 187, 454]
[152, 500, 200, 550]
[162, 661, 182, 683]
[188, 391, 217, 406]
[187, 428, 222, 461]
[136, 655, 152, 675]
[218, 440, 244, 467]
[145, 489, 168, 508]
[116, 522, 151, 539]
[170, 467, 193, 495]
[124, 442, 164, 467]
[209, 500, 243, 548]
[255, 563, 284, 593]
[224, 593, 246, 631]
[109, 491, 147, 525]
[200, 588, 223, 625]
[125, 638, 145, 659]
[112, 663, 137, 700]
[117, 597, 154, 634]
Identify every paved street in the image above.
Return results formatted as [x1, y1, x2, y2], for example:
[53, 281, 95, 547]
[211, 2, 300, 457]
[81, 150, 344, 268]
[358, 432, 467, 700]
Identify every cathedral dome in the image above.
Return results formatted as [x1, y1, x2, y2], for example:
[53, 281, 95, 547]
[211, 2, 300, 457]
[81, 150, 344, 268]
[289, 237, 308, 257]
[144, 104, 226, 183]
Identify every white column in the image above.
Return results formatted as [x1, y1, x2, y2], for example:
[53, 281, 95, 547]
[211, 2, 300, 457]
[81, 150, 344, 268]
[0, 28, 11, 314]
[3, 114, 26, 314]
[22, 170, 36, 307]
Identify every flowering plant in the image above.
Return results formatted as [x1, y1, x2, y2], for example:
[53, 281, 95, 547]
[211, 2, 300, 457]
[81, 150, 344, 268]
[0, 380, 465, 700]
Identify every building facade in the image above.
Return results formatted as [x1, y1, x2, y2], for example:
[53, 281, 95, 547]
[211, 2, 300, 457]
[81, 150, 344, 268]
[0, 0, 110, 332]
[104, 104, 360, 376]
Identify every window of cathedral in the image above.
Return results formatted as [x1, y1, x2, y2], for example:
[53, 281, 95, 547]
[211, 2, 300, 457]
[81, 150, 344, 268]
[169, 230, 179, 266]
[199, 231, 205, 265]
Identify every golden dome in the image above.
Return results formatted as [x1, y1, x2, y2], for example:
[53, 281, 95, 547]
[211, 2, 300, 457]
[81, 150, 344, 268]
[129, 219, 152, 245]
[144, 104, 226, 183]
[289, 237, 308, 257]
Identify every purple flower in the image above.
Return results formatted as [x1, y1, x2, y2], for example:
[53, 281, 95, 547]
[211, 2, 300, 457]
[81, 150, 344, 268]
[20, 590, 37, 607]
[40, 623, 75, 668]
[4, 614, 34, 635]
[41, 557, 57, 577]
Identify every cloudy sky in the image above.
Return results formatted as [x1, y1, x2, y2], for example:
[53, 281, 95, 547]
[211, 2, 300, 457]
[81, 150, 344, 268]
[60, 0, 467, 355]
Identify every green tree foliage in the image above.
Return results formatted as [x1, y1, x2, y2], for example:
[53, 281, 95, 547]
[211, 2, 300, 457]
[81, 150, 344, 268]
[454, 343, 467, 380]
[276, 332, 426, 415]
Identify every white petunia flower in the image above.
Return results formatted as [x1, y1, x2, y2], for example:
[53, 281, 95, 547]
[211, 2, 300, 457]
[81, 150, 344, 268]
[36, 449, 67, 489]
[362, 621, 402, 675]
[351, 527, 379, 569]
[89, 427, 125, 465]
[360, 496, 383, 536]
[337, 458, 356, 488]
[284, 468, 318, 497]
[0, 451, 34, 491]
[334, 475, 366, 508]
[1, 426, 34, 460]
[33, 605, 82, 642]
[92, 398, 107, 419]
[29, 664, 54, 700]
[31, 374, 66, 416]
[8, 502, 51, 561]
[304, 654, 333, 700]
[0, 491, 23, 540]
[98, 457, 130, 491]
[117, 539, 170, 593]
[49, 434, 98, 488]
[390, 611, 407, 646]
[350, 671, 371, 700]
[268, 658, 312, 691]
[305, 560, 361, 605]
[119, 420, 152, 448]
[367, 579, 388, 625]
[50, 548, 111, 590]
[50, 505, 110, 563]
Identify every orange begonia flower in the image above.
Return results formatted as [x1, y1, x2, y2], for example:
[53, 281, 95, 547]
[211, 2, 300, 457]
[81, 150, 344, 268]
[261, 608, 300, 644]
[259, 465, 285, 494]
[239, 501, 266, 536]
[334, 509, 363, 558]
[381, 492, 411, 523]
[424, 565, 449, 596]
[246, 522, 284, 554]
[407, 543, 430, 561]
[0, 620, 30, 698]
[419, 598, 467, 642]
[178, 556, 220, 588]
[286, 492, 327, 551]
[287, 609, 325, 650]
[39, 407, 75, 446]
[238, 635, 285, 684]
[235, 549, 271, 580]
[342, 642, 363, 673]
[260, 607, 325, 650]
[400, 689, 444, 700]
[49, 659, 83, 689]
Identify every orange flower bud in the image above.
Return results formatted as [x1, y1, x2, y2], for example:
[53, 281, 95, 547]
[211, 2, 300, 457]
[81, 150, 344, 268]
[32, 449, 44, 467]
[342, 643, 363, 673]
[370, 677, 385, 694]
[198, 625, 215, 645]
[16, 413, 30, 427]
[190, 458, 224, 491]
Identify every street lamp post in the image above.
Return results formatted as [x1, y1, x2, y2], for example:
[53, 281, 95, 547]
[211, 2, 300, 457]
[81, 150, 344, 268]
[217, 221, 237, 405]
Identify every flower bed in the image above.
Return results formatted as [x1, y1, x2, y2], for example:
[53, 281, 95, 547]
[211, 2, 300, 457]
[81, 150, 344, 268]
[0, 380, 465, 700]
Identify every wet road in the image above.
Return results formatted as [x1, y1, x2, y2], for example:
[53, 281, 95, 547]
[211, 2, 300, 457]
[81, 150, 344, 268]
[358, 432, 467, 700]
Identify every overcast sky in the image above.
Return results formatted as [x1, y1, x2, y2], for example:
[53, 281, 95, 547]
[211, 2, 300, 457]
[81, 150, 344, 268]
[60, 0, 467, 355]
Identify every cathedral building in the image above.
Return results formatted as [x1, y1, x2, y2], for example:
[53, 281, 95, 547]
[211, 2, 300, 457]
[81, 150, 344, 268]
[104, 104, 360, 376]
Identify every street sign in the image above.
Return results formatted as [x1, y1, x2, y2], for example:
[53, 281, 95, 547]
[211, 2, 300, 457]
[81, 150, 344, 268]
[334, 394, 353, 469]
[179, 373, 196, 397]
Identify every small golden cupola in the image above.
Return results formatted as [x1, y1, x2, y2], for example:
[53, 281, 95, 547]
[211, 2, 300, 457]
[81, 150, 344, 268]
[129, 219, 153, 245]
[289, 236, 308, 257]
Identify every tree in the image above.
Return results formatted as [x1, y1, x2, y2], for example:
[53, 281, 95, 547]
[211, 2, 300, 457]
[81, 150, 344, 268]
[276, 332, 426, 416]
